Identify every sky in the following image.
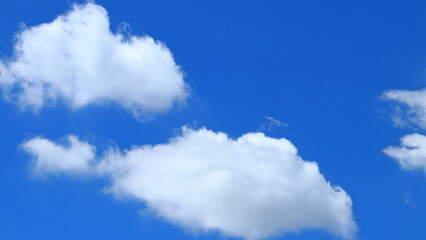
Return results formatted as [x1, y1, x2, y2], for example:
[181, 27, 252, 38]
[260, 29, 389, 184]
[1, 0, 426, 239]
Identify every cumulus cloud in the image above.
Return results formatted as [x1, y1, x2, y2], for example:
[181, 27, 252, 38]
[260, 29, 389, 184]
[22, 135, 95, 175]
[22, 127, 356, 239]
[382, 89, 426, 129]
[384, 133, 426, 173]
[0, 3, 188, 118]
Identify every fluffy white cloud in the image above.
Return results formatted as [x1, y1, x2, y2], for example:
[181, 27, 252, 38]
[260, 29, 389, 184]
[384, 133, 426, 173]
[22, 128, 356, 239]
[0, 3, 188, 118]
[383, 89, 426, 129]
[22, 135, 95, 175]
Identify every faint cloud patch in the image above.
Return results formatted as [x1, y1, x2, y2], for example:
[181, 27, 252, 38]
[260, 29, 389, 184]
[402, 188, 417, 208]
[388, 105, 421, 130]
[259, 116, 289, 132]
[381, 89, 426, 129]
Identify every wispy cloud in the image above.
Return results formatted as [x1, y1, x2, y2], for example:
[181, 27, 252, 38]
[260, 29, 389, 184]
[382, 89, 426, 129]
[382, 88, 426, 172]
[259, 116, 289, 132]
[402, 191, 417, 208]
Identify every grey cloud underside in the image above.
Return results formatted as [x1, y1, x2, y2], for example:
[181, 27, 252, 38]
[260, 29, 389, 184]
[22, 128, 356, 240]
[0, 3, 188, 118]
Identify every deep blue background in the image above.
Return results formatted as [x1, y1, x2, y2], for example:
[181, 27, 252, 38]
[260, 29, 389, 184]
[1, 0, 426, 239]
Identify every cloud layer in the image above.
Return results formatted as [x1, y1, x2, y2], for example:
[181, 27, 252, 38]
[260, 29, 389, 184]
[23, 128, 356, 239]
[0, 3, 188, 117]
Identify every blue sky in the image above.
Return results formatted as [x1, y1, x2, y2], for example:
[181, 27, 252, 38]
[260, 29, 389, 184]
[2, 0, 426, 239]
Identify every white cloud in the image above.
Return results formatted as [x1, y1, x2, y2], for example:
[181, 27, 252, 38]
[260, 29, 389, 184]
[382, 89, 426, 129]
[402, 190, 417, 208]
[0, 3, 188, 118]
[384, 133, 426, 173]
[382, 89, 426, 172]
[22, 128, 356, 239]
[22, 135, 95, 175]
